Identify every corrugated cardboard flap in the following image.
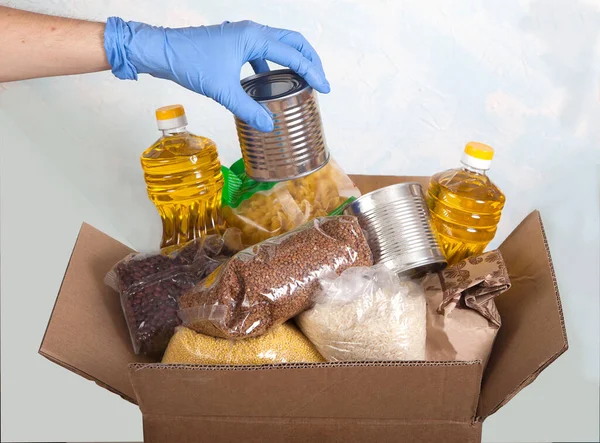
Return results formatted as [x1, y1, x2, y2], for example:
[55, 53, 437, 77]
[478, 211, 568, 419]
[130, 361, 483, 442]
[39, 223, 151, 404]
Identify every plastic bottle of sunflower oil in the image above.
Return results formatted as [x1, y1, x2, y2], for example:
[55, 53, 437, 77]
[141, 105, 225, 248]
[426, 142, 506, 265]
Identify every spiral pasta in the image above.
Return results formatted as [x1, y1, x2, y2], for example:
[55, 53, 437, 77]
[223, 160, 360, 246]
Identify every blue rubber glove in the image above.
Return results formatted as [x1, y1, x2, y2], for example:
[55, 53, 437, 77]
[104, 18, 330, 132]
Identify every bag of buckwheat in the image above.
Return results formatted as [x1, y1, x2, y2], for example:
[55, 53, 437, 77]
[178, 216, 373, 340]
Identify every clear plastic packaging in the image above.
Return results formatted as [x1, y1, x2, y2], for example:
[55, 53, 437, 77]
[104, 230, 242, 359]
[162, 323, 325, 365]
[222, 158, 361, 246]
[178, 216, 373, 340]
[296, 265, 427, 362]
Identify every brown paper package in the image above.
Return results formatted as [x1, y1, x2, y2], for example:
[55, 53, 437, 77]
[423, 250, 511, 367]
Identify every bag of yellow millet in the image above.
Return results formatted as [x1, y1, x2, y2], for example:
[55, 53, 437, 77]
[162, 322, 325, 365]
[221, 158, 360, 247]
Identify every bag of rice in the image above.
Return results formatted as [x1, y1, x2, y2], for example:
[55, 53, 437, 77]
[162, 323, 325, 365]
[296, 265, 426, 362]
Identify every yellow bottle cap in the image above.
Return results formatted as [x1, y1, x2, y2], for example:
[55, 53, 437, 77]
[464, 142, 494, 161]
[155, 104, 188, 131]
[156, 104, 186, 121]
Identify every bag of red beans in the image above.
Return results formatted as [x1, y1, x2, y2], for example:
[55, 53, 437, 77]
[104, 230, 242, 359]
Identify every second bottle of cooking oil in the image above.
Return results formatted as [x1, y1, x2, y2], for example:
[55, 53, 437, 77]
[426, 142, 505, 265]
[141, 105, 225, 249]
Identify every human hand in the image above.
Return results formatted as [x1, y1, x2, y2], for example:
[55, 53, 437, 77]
[104, 18, 330, 132]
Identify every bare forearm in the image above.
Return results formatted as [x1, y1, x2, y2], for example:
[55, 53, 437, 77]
[0, 6, 109, 82]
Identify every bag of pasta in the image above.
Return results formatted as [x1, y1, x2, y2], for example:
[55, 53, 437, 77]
[221, 158, 361, 247]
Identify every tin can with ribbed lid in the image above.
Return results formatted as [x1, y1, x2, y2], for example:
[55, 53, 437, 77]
[343, 183, 447, 277]
[235, 69, 330, 182]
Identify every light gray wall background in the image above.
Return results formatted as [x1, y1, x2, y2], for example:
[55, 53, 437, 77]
[1, 0, 599, 441]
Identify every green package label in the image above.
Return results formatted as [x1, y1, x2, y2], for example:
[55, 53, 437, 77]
[221, 159, 279, 209]
[223, 159, 357, 216]
[327, 197, 357, 216]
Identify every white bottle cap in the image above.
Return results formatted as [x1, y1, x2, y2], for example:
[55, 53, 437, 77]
[155, 104, 188, 131]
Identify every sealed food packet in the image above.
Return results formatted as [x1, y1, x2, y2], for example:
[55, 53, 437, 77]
[221, 158, 361, 246]
[104, 230, 242, 359]
[162, 323, 325, 365]
[423, 250, 511, 368]
[179, 216, 373, 340]
[297, 265, 427, 362]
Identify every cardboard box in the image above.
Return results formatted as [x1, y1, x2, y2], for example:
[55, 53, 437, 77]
[39, 175, 568, 443]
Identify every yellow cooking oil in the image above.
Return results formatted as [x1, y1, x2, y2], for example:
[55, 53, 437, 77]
[426, 142, 505, 265]
[141, 105, 225, 249]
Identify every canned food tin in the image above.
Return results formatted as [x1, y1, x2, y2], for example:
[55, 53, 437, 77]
[343, 183, 447, 277]
[235, 69, 330, 182]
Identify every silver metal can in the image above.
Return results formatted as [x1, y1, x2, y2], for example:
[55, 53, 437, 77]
[343, 183, 447, 277]
[235, 69, 330, 182]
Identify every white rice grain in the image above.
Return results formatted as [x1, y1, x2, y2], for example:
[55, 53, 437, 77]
[296, 266, 426, 362]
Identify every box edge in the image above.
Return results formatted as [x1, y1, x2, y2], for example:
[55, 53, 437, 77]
[478, 210, 569, 420]
[38, 221, 86, 354]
